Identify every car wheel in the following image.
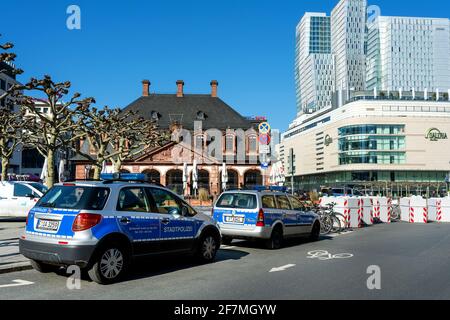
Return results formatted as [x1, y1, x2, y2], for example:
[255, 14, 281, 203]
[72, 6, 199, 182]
[87, 244, 129, 285]
[30, 260, 58, 273]
[221, 236, 233, 246]
[196, 233, 220, 263]
[266, 226, 283, 250]
[309, 222, 321, 242]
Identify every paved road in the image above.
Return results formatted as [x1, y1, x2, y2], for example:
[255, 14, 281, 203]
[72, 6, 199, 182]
[0, 222, 449, 300]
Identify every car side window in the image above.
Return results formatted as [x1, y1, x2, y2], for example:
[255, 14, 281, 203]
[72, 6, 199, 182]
[117, 187, 150, 212]
[14, 184, 32, 197]
[262, 195, 277, 209]
[276, 195, 292, 210]
[147, 188, 182, 215]
[289, 196, 304, 211]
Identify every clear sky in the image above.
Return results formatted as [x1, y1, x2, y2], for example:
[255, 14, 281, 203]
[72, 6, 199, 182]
[2, 0, 450, 131]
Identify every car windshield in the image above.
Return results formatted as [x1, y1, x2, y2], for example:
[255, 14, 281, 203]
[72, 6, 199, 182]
[216, 193, 257, 209]
[28, 183, 48, 195]
[36, 186, 110, 210]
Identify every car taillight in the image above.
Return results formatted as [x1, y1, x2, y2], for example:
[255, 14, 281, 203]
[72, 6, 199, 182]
[26, 213, 29, 225]
[256, 208, 265, 227]
[72, 213, 102, 232]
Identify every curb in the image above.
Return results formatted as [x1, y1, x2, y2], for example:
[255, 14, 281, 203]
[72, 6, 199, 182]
[0, 262, 32, 275]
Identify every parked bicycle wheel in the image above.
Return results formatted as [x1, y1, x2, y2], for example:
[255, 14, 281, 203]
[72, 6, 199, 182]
[331, 215, 342, 233]
[391, 205, 401, 221]
[320, 216, 333, 235]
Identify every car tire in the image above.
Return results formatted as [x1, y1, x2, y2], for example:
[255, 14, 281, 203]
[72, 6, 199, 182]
[30, 260, 58, 273]
[87, 243, 130, 285]
[196, 232, 220, 263]
[266, 226, 283, 250]
[309, 222, 321, 242]
[221, 236, 233, 246]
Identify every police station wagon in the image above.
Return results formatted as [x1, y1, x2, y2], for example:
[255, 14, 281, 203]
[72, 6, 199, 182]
[19, 174, 221, 284]
[213, 188, 320, 249]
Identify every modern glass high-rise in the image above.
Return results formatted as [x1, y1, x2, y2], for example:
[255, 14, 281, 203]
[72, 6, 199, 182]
[366, 16, 450, 92]
[295, 13, 334, 115]
[331, 0, 367, 92]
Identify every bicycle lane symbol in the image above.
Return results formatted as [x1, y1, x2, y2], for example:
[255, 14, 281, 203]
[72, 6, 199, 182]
[307, 250, 354, 261]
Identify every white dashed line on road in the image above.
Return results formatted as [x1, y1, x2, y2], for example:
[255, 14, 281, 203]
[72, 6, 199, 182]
[269, 264, 296, 273]
[0, 279, 34, 289]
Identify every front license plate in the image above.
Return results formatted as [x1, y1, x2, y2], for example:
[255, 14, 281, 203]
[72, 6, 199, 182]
[37, 219, 60, 231]
[223, 215, 245, 224]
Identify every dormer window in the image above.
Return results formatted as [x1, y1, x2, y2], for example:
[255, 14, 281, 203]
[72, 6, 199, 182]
[151, 111, 160, 121]
[196, 111, 206, 120]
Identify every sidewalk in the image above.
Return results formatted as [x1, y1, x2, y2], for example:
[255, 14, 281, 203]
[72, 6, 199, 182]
[0, 219, 31, 274]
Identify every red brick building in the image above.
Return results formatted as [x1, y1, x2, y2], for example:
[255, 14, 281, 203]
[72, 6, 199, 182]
[73, 80, 269, 197]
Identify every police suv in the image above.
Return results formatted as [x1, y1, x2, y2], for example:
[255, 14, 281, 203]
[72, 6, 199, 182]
[213, 187, 320, 249]
[19, 174, 221, 284]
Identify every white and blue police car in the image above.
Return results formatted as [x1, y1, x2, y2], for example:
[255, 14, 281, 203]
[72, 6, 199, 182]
[19, 173, 221, 284]
[213, 187, 320, 249]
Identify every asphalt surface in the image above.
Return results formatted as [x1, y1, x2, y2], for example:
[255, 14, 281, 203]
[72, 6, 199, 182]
[0, 222, 449, 300]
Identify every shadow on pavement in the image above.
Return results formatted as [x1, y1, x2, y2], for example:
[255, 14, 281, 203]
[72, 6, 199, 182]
[0, 218, 26, 223]
[55, 247, 250, 284]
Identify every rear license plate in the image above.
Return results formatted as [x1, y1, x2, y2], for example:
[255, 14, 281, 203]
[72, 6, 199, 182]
[223, 215, 245, 224]
[37, 219, 60, 231]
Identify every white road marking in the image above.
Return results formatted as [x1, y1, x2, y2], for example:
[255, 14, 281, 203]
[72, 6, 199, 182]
[326, 231, 354, 238]
[307, 250, 353, 261]
[269, 264, 296, 273]
[220, 245, 236, 249]
[0, 279, 34, 289]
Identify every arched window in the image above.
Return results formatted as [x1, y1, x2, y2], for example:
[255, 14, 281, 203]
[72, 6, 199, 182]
[142, 169, 161, 184]
[221, 169, 238, 191]
[244, 170, 262, 189]
[248, 135, 258, 153]
[166, 170, 183, 195]
[192, 169, 210, 194]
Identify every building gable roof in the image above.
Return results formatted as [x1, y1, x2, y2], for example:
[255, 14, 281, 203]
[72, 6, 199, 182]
[122, 94, 252, 130]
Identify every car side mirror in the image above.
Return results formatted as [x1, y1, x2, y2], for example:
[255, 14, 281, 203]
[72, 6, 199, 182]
[25, 194, 36, 199]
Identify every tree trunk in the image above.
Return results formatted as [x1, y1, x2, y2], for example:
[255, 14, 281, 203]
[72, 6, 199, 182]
[113, 160, 122, 173]
[1, 157, 9, 182]
[47, 150, 55, 188]
[93, 165, 102, 180]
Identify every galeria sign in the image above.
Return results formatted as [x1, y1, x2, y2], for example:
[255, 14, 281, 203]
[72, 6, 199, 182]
[426, 128, 448, 141]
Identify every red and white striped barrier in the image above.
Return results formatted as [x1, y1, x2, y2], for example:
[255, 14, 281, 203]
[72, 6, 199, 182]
[400, 198, 411, 222]
[428, 198, 450, 222]
[404, 196, 428, 224]
[377, 197, 392, 223]
[320, 196, 360, 228]
[359, 197, 374, 226]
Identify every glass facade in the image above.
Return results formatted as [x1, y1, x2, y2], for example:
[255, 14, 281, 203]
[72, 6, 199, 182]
[338, 125, 406, 165]
[310, 17, 331, 53]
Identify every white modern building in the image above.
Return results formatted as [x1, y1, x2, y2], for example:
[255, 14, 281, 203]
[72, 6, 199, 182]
[284, 0, 450, 194]
[295, 13, 334, 115]
[281, 92, 450, 195]
[366, 16, 450, 93]
[331, 0, 367, 93]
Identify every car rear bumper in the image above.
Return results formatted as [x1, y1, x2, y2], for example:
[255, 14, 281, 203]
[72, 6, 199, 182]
[19, 239, 96, 268]
[218, 225, 272, 239]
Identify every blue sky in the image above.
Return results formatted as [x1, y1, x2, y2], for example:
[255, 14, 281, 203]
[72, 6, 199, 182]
[2, 0, 450, 131]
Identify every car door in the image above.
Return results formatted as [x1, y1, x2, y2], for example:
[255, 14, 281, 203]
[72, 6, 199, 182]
[288, 196, 313, 234]
[116, 187, 161, 255]
[147, 187, 196, 252]
[11, 184, 38, 217]
[0, 184, 14, 216]
[275, 195, 298, 236]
